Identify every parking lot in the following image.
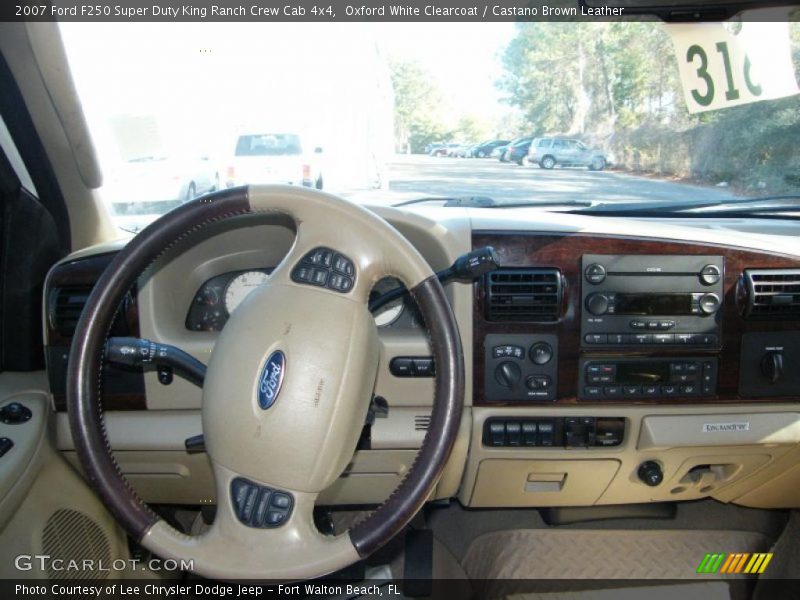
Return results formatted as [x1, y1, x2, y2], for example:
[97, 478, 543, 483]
[354, 154, 738, 207]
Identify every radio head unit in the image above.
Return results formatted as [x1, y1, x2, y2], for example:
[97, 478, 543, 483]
[581, 255, 723, 348]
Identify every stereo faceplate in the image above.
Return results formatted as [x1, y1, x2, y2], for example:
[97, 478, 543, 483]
[581, 255, 724, 348]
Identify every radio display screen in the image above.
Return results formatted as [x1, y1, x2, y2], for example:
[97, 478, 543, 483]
[616, 362, 671, 384]
[615, 293, 692, 315]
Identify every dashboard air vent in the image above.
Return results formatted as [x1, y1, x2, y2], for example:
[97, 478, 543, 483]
[742, 269, 800, 320]
[414, 415, 431, 431]
[486, 268, 562, 322]
[49, 285, 93, 337]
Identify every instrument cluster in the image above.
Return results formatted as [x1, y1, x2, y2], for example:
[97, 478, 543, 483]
[186, 270, 421, 332]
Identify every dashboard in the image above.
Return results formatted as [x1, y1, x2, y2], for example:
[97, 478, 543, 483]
[46, 206, 800, 510]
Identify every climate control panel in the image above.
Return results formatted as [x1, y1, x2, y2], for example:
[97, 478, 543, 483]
[484, 334, 558, 402]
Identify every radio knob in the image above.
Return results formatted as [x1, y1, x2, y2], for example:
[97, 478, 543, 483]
[586, 293, 610, 316]
[700, 264, 721, 286]
[494, 361, 521, 388]
[699, 293, 721, 315]
[585, 263, 606, 284]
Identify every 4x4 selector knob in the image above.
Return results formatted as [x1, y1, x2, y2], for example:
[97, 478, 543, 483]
[495, 361, 521, 388]
[585, 293, 610, 316]
[529, 342, 553, 365]
[637, 461, 664, 487]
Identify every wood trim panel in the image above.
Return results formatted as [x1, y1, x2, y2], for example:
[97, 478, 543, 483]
[46, 252, 145, 411]
[473, 231, 800, 406]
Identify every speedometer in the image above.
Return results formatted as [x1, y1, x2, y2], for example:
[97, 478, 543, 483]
[224, 270, 270, 314]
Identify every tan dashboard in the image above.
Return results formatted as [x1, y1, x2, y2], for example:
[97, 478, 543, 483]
[46, 207, 800, 510]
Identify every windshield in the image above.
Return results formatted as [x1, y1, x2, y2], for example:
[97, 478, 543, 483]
[59, 18, 800, 232]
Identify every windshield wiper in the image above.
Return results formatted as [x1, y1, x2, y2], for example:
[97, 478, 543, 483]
[393, 196, 594, 209]
[566, 195, 800, 218]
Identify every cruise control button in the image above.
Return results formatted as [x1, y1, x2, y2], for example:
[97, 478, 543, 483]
[333, 254, 355, 276]
[310, 268, 328, 286]
[328, 273, 353, 292]
[265, 511, 286, 526]
[271, 493, 291, 509]
[302, 247, 333, 267]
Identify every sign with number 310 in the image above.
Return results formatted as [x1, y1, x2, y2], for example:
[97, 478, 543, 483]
[667, 21, 799, 114]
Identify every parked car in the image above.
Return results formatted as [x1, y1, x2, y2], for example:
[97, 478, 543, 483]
[526, 137, 609, 170]
[500, 137, 533, 162]
[225, 132, 323, 189]
[505, 138, 533, 165]
[105, 155, 219, 210]
[490, 144, 509, 158]
[431, 143, 460, 157]
[424, 142, 446, 154]
[473, 139, 511, 158]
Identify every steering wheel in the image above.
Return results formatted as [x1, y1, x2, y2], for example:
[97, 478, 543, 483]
[67, 186, 464, 580]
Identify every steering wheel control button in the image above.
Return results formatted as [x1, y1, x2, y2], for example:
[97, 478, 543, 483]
[0, 402, 31, 424]
[485, 334, 558, 402]
[0, 437, 14, 458]
[293, 247, 355, 293]
[231, 478, 293, 529]
[302, 247, 333, 268]
[585, 263, 607, 284]
[332, 253, 355, 276]
[389, 356, 435, 377]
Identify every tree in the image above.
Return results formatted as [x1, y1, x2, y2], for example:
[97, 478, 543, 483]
[389, 58, 449, 153]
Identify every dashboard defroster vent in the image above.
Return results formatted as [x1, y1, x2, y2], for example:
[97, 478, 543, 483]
[742, 269, 800, 320]
[49, 285, 93, 337]
[486, 268, 562, 322]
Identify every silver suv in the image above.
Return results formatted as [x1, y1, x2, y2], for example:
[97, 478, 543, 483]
[526, 137, 609, 171]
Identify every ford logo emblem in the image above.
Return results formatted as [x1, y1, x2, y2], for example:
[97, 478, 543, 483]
[257, 351, 285, 410]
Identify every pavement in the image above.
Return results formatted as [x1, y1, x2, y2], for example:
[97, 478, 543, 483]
[111, 154, 739, 233]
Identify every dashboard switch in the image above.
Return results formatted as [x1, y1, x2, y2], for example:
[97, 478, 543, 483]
[488, 422, 505, 446]
[0, 437, 13, 458]
[0, 402, 31, 425]
[761, 351, 784, 384]
[495, 361, 522, 388]
[638, 461, 664, 487]
[529, 342, 554, 365]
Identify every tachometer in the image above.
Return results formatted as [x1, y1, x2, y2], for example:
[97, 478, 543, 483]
[224, 270, 270, 314]
[370, 277, 405, 327]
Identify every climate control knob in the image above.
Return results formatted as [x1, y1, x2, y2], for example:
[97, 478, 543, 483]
[494, 361, 522, 388]
[585, 293, 610, 316]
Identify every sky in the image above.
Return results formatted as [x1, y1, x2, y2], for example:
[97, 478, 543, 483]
[373, 22, 517, 122]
